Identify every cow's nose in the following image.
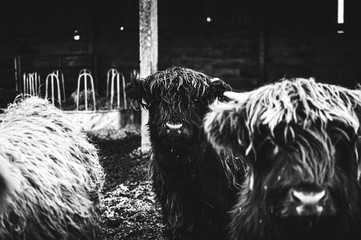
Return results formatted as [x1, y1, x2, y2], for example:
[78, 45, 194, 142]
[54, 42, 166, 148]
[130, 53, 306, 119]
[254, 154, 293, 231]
[165, 122, 183, 136]
[165, 122, 183, 130]
[290, 188, 327, 216]
[292, 189, 326, 205]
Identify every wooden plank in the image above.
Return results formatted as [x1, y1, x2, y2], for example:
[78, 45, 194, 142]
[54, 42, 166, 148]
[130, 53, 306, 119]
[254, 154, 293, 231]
[139, 0, 158, 153]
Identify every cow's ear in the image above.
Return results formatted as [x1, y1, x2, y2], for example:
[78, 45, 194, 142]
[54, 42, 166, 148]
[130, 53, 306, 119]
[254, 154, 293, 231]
[354, 88, 361, 124]
[204, 91, 250, 154]
[356, 107, 361, 182]
[345, 87, 361, 181]
[207, 78, 232, 101]
[125, 78, 149, 110]
[353, 88, 361, 181]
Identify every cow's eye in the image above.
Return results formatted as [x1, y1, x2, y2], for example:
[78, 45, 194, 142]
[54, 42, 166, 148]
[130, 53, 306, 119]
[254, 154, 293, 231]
[330, 126, 356, 171]
[259, 138, 279, 161]
[333, 140, 358, 178]
[188, 98, 199, 108]
[267, 142, 279, 158]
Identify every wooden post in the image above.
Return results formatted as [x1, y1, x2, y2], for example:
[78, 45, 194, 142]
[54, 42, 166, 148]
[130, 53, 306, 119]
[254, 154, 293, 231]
[139, 0, 158, 153]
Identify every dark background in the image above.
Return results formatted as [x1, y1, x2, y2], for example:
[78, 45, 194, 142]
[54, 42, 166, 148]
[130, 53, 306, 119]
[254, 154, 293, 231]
[0, 0, 360, 108]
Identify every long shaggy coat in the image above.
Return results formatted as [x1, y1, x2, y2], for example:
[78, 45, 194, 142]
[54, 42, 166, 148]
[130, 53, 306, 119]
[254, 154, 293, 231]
[0, 96, 104, 240]
[204, 78, 361, 240]
[126, 67, 245, 240]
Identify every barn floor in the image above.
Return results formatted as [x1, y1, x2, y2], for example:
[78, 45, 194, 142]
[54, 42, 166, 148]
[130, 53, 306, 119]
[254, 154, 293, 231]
[87, 126, 167, 240]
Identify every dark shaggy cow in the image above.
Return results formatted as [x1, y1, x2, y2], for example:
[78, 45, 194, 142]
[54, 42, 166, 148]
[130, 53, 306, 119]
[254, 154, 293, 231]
[0, 96, 104, 240]
[204, 78, 361, 240]
[126, 67, 244, 240]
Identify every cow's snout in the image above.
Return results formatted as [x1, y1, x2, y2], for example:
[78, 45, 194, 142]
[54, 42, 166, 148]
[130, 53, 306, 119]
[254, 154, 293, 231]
[291, 188, 326, 216]
[284, 186, 335, 217]
[165, 122, 184, 137]
[291, 189, 326, 205]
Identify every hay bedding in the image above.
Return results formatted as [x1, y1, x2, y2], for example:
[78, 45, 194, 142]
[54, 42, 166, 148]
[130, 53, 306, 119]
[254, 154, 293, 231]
[87, 126, 166, 240]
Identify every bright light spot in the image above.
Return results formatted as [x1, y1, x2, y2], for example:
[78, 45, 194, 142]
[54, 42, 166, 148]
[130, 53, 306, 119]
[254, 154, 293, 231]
[337, 30, 344, 34]
[206, 17, 212, 22]
[120, 26, 124, 31]
[338, 0, 344, 24]
[73, 30, 80, 41]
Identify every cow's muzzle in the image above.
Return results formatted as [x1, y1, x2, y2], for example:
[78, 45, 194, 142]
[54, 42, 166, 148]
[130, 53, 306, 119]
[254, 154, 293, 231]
[165, 122, 184, 137]
[282, 186, 336, 217]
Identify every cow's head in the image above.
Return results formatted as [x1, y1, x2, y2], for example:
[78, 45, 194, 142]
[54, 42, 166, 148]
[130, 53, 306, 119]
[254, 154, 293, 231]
[204, 78, 361, 238]
[126, 67, 231, 150]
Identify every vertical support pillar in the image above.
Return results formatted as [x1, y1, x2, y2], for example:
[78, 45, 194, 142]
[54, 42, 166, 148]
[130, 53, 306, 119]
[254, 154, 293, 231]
[139, 0, 158, 153]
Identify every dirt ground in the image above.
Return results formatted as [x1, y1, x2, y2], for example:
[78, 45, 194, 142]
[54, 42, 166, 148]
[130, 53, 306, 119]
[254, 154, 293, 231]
[88, 126, 167, 240]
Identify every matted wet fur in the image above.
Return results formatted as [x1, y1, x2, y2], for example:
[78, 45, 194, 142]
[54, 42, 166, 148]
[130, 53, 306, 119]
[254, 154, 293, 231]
[0, 96, 104, 240]
[126, 67, 245, 240]
[204, 78, 361, 240]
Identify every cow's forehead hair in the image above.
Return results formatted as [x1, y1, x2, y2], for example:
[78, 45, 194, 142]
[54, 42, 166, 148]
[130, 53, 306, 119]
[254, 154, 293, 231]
[218, 78, 361, 157]
[144, 67, 212, 98]
[269, 125, 337, 181]
[239, 78, 360, 136]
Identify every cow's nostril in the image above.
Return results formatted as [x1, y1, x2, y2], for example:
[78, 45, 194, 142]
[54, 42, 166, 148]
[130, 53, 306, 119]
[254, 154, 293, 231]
[292, 189, 326, 205]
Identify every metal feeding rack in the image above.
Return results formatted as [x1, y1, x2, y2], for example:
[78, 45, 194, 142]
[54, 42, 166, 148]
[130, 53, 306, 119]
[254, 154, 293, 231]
[45, 70, 65, 107]
[23, 72, 41, 96]
[106, 68, 127, 110]
[76, 69, 96, 111]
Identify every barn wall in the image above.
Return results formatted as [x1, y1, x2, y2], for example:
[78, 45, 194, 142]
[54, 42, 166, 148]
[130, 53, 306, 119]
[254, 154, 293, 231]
[0, 35, 140, 108]
[93, 36, 140, 95]
[159, 31, 361, 90]
[158, 33, 260, 90]
[1, 30, 361, 108]
[266, 32, 361, 89]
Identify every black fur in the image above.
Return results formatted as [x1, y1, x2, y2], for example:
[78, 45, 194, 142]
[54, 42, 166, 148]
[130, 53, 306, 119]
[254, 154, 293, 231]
[126, 67, 244, 240]
[204, 78, 361, 240]
[228, 122, 361, 240]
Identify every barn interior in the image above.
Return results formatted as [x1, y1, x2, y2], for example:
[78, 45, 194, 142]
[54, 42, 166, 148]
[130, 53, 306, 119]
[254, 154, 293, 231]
[0, 1, 360, 239]
[0, 0, 359, 110]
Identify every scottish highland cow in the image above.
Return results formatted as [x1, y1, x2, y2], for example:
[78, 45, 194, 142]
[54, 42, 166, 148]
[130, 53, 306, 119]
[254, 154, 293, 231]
[204, 78, 361, 240]
[0, 96, 104, 240]
[126, 67, 244, 240]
